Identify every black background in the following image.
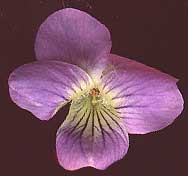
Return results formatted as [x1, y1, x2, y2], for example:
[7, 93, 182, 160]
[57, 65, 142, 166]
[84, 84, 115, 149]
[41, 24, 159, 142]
[1, 0, 187, 176]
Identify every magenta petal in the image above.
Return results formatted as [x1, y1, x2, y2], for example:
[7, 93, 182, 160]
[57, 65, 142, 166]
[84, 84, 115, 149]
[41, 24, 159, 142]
[35, 8, 111, 76]
[8, 60, 91, 120]
[101, 54, 184, 134]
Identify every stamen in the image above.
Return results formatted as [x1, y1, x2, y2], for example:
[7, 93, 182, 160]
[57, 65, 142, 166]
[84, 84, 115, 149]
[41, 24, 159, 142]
[89, 88, 100, 97]
[73, 86, 113, 110]
[89, 88, 101, 106]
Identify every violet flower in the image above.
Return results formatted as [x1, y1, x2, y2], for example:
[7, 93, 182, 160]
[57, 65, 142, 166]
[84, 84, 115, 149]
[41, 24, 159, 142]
[8, 8, 184, 170]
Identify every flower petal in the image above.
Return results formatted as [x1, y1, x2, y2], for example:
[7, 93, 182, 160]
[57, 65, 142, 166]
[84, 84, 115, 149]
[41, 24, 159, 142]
[8, 60, 92, 120]
[35, 8, 111, 78]
[100, 54, 184, 134]
[56, 91, 129, 170]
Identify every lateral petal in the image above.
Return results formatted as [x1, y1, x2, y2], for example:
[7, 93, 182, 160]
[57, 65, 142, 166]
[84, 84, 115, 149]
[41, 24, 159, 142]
[101, 54, 184, 134]
[8, 60, 92, 120]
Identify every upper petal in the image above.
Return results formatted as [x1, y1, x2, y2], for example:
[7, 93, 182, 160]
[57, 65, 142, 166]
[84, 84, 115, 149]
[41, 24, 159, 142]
[35, 8, 111, 78]
[8, 60, 92, 120]
[100, 54, 184, 134]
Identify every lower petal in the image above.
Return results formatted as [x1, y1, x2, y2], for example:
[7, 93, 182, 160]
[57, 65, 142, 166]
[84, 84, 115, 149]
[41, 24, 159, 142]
[56, 89, 129, 170]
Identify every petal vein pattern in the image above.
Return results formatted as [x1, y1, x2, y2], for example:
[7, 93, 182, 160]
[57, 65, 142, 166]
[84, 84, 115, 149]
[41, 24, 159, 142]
[56, 86, 129, 170]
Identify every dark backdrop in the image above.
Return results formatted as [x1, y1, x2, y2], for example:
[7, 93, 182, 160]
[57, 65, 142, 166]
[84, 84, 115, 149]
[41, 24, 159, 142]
[1, 0, 187, 176]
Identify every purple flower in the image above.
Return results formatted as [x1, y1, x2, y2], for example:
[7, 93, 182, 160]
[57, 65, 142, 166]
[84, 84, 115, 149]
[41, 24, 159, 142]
[8, 8, 184, 170]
